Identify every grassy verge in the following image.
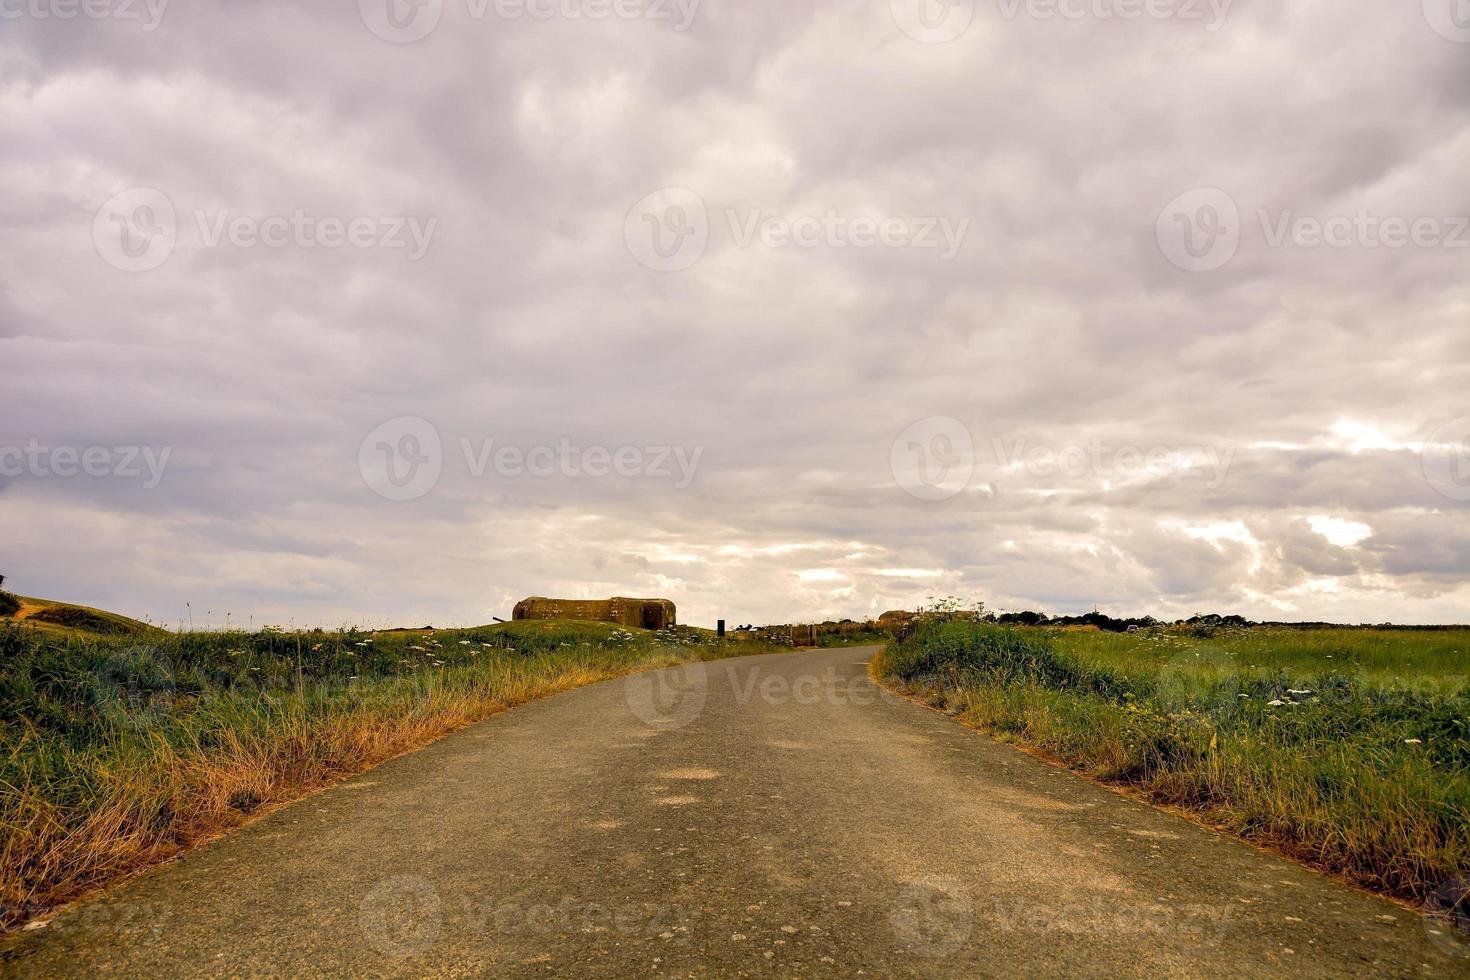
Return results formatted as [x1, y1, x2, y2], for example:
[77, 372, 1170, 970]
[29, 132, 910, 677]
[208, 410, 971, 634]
[0, 619, 769, 931]
[872, 618, 1470, 910]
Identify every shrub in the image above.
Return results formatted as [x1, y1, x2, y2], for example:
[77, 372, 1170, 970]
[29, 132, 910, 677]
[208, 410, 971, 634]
[885, 619, 1129, 699]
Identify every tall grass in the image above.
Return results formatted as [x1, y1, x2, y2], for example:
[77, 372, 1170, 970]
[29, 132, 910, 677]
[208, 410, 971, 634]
[874, 619, 1470, 908]
[0, 620, 763, 931]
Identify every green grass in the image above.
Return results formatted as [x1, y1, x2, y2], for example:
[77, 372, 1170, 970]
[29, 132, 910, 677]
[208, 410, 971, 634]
[874, 619, 1470, 909]
[5, 595, 161, 638]
[0, 618, 773, 931]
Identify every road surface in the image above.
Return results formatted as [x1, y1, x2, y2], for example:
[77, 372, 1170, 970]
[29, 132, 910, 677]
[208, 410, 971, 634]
[3, 646, 1463, 977]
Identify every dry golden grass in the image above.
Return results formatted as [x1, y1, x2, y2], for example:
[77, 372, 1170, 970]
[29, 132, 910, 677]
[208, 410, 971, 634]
[0, 626, 731, 931]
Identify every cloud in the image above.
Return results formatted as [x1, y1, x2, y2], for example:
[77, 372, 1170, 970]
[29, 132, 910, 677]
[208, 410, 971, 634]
[1, 0, 1467, 626]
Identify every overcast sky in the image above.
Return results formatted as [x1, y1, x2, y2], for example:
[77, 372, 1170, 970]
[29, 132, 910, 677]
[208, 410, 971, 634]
[2, 0, 1467, 629]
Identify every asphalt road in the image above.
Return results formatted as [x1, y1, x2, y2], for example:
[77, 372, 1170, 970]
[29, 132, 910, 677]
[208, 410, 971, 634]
[3, 646, 1464, 977]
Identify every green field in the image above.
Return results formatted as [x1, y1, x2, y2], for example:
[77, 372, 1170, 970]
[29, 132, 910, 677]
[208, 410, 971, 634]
[874, 617, 1470, 911]
[0, 613, 771, 931]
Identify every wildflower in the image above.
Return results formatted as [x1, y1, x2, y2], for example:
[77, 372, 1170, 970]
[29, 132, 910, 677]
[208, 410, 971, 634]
[1267, 699, 1285, 707]
[1404, 738, 1423, 745]
[1287, 689, 1312, 696]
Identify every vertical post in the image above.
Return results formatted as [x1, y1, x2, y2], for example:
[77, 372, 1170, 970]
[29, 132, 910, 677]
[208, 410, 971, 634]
[717, 619, 726, 638]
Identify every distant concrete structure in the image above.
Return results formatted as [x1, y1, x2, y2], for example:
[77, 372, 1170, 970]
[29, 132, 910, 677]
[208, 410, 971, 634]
[878, 610, 916, 632]
[513, 597, 677, 631]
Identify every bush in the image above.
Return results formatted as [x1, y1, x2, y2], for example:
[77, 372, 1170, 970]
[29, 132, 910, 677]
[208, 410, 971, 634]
[885, 619, 1128, 699]
[0, 593, 19, 618]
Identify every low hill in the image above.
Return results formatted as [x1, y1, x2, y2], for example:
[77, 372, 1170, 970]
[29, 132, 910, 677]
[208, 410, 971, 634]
[1, 594, 162, 638]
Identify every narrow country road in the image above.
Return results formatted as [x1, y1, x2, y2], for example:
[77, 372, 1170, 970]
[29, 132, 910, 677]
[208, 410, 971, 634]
[2, 647, 1461, 977]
